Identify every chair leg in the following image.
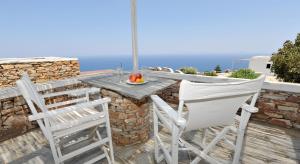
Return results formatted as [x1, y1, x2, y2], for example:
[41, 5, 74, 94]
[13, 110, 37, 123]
[153, 104, 160, 162]
[107, 128, 115, 164]
[232, 110, 251, 164]
[171, 125, 179, 164]
[48, 136, 60, 164]
[233, 129, 245, 164]
[96, 130, 112, 164]
[45, 118, 60, 164]
[103, 103, 115, 164]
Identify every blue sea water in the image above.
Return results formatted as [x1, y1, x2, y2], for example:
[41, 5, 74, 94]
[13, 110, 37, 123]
[78, 55, 251, 72]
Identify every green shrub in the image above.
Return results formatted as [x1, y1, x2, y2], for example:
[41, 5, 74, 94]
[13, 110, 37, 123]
[180, 67, 198, 74]
[214, 65, 222, 73]
[271, 33, 300, 83]
[204, 71, 217, 76]
[230, 69, 260, 79]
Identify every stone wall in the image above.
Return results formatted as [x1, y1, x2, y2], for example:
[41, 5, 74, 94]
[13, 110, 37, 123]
[156, 82, 180, 104]
[0, 57, 80, 88]
[254, 89, 300, 128]
[0, 57, 81, 141]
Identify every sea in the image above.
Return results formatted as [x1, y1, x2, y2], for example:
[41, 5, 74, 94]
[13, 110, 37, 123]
[78, 54, 252, 72]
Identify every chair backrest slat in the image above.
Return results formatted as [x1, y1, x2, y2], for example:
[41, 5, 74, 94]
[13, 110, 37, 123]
[16, 73, 48, 114]
[179, 75, 265, 131]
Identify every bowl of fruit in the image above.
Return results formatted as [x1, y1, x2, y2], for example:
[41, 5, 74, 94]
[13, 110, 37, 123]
[127, 73, 147, 85]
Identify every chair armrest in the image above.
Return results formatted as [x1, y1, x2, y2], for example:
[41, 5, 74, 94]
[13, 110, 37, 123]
[28, 97, 111, 121]
[151, 95, 186, 127]
[241, 103, 258, 113]
[42, 87, 100, 98]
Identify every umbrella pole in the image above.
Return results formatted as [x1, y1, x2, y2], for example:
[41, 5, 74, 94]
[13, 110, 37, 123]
[131, 0, 138, 72]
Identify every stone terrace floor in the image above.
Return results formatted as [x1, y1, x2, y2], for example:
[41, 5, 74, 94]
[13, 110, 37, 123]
[0, 120, 299, 164]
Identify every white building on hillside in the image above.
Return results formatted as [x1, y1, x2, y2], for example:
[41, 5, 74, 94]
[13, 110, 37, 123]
[248, 56, 273, 75]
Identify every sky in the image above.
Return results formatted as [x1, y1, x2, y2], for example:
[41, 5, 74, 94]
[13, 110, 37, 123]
[0, 0, 299, 58]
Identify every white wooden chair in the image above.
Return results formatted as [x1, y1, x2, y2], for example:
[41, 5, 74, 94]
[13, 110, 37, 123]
[16, 73, 114, 164]
[151, 75, 265, 164]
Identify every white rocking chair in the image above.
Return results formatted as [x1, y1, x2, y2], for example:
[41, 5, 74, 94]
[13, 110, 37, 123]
[151, 75, 265, 164]
[16, 73, 114, 164]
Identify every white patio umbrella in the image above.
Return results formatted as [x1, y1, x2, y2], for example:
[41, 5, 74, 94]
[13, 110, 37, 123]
[131, 0, 139, 72]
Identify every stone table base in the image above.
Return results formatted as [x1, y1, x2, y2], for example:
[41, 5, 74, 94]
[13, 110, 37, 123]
[101, 89, 150, 146]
